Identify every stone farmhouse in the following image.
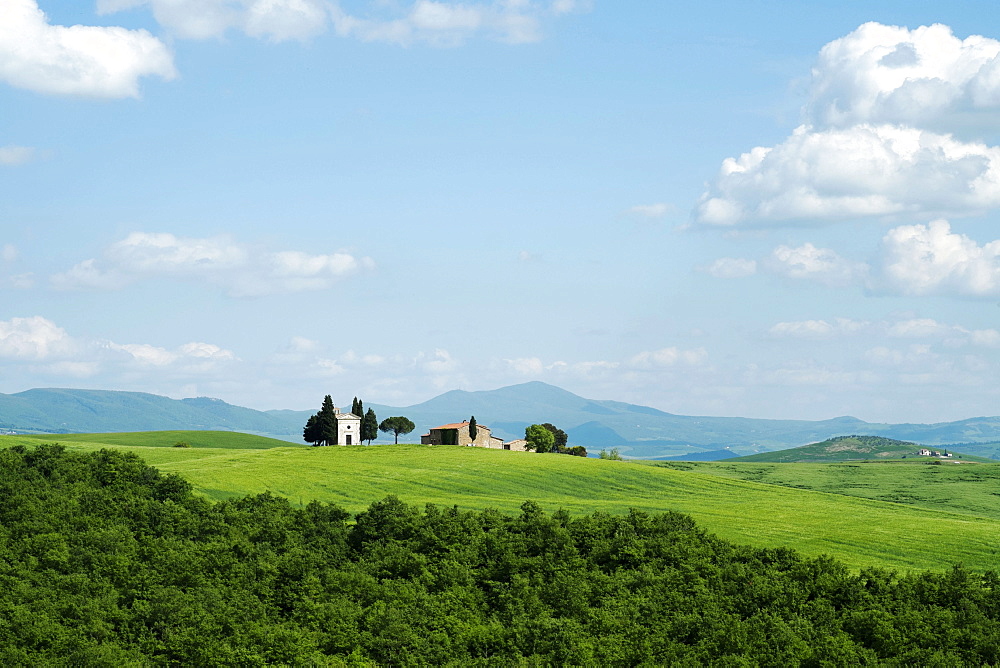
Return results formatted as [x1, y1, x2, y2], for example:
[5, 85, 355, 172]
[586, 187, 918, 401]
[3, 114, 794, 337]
[421, 421, 528, 451]
[332, 406, 361, 445]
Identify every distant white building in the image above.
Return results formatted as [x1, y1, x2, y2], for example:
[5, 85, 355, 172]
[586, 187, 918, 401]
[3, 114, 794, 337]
[333, 406, 361, 445]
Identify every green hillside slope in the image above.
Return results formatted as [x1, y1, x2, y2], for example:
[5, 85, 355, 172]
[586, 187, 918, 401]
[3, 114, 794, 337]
[5, 435, 997, 573]
[654, 460, 1000, 521]
[17, 430, 296, 449]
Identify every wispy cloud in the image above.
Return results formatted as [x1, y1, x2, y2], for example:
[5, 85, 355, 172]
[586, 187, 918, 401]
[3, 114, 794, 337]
[0, 146, 39, 166]
[96, 0, 586, 45]
[51, 232, 374, 297]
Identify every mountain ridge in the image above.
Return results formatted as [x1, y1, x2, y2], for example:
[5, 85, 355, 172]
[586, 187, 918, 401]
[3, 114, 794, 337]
[4, 382, 1000, 459]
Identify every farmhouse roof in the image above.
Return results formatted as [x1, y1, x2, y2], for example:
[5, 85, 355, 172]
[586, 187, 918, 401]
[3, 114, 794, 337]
[430, 421, 488, 431]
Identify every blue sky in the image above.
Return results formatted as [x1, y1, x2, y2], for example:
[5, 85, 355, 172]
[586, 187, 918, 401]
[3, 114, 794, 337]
[4, 0, 1000, 423]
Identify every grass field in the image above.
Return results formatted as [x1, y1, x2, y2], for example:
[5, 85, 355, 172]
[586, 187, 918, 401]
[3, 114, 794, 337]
[5, 433, 999, 574]
[653, 459, 1000, 521]
[15, 430, 296, 449]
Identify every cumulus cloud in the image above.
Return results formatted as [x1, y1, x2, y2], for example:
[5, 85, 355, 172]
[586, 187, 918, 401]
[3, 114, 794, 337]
[705, 217, 1000, 299]
[695, 22, 1000, 227]
[0, 316, 74, 359]
[872, 219, 1000, 296]
[696, 125, 1000, 226]
[0, 146, 38, 166]
[765, 242, 868, 286]
[0, 0, 176, 98]
[809, 22, 1000, 135]
[1, 244, 16, 263]
[50, 232, 374, 296]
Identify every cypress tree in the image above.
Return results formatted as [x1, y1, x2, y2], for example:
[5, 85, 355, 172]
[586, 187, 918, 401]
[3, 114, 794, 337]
[469, 416, 478, 442]
[303, 414, 321, 446]
[362, 408, 378, 444]
[352, 397, 362, 417]
[319, 395, 338, 446]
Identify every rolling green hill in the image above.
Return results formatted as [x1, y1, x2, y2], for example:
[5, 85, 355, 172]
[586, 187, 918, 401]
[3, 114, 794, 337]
[727, 435, 991, 463]
[654, 459, 1000, 521]
[4, 434, 999, 573]
[16, 430, 296, 450]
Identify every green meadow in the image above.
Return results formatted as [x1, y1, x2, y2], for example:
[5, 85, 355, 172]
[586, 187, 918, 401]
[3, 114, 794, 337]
[6, 432, 1000, 573]
[14, 430, 295, 449]
[654, 459, 1000, 521]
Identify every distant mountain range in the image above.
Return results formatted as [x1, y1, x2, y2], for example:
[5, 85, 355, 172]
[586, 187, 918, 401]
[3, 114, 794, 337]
[4, 382, 1000, 459]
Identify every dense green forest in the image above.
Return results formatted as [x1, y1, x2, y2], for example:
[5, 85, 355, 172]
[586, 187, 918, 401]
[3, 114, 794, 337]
[3, 444, 1000, 665]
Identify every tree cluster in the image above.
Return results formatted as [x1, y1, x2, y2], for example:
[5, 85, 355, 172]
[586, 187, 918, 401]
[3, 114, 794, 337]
[3, 444, 1000, 665]
[304, 395, 379, 446]
[303, 394, 337, 446]
[524, 423, 586, 456]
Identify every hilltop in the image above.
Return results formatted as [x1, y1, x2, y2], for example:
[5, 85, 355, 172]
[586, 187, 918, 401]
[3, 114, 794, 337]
[728, 435, 992, 463]
[6, 382, 1000, 459]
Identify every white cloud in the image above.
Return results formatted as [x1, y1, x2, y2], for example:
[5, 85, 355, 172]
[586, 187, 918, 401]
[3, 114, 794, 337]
[627, 203, 672, 218]
[873, 219, 1000, 296]
[51, 232, 374, 296]
[330, 0, 551, 45]
[9, 274, 34, 289]
[420, 348, 457, 373]
[768, 314, 1000, 351]
[96, 0, 581, 45]
[696, 125, 1000, 226]
[696, 22, 1000, 228]
[287, 336, 319, 353]
[765, 242, 868, 286]
[0, 316, 74, 359]
[809, 22, 1000, 135]
[0, 146, 37, 166]
[98, 0, 328, 42]
[628, 347, 707, 368]
[178, 342, 236, 360]
[769, 318, 868, 339]
[703, 257, 757, 279]
[1, 244, 16, 262]
[0, 0, 175, 98]
[885, 318, 952, 339]
[710, 218, 1000, 299]
[971, 329, 1000, 347]
[865, 343, 937, 368]
[759, 364, 879, 388]
[506, 356, 546, 375]
[107, 340, 236, 367]
[108, 343, 177, 366]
